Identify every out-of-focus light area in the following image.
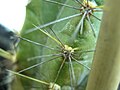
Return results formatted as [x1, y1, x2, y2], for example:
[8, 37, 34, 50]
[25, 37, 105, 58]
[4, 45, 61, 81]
[0, 0, 28, 32]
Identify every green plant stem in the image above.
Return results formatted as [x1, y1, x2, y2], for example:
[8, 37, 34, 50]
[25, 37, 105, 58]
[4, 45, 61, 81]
[86, 0, 120, 90]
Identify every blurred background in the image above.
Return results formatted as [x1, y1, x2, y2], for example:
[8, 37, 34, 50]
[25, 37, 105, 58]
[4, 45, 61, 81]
[0, 0, 28, 32]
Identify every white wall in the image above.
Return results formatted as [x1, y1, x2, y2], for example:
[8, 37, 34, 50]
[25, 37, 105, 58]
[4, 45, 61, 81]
[0, 0, 28, 32]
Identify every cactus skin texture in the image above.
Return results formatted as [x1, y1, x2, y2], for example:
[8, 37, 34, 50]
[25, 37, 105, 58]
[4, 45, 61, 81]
[17, 0, 103, 90]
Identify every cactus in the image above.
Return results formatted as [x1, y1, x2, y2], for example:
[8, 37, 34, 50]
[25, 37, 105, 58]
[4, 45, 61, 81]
[16, 0, 103, 90]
